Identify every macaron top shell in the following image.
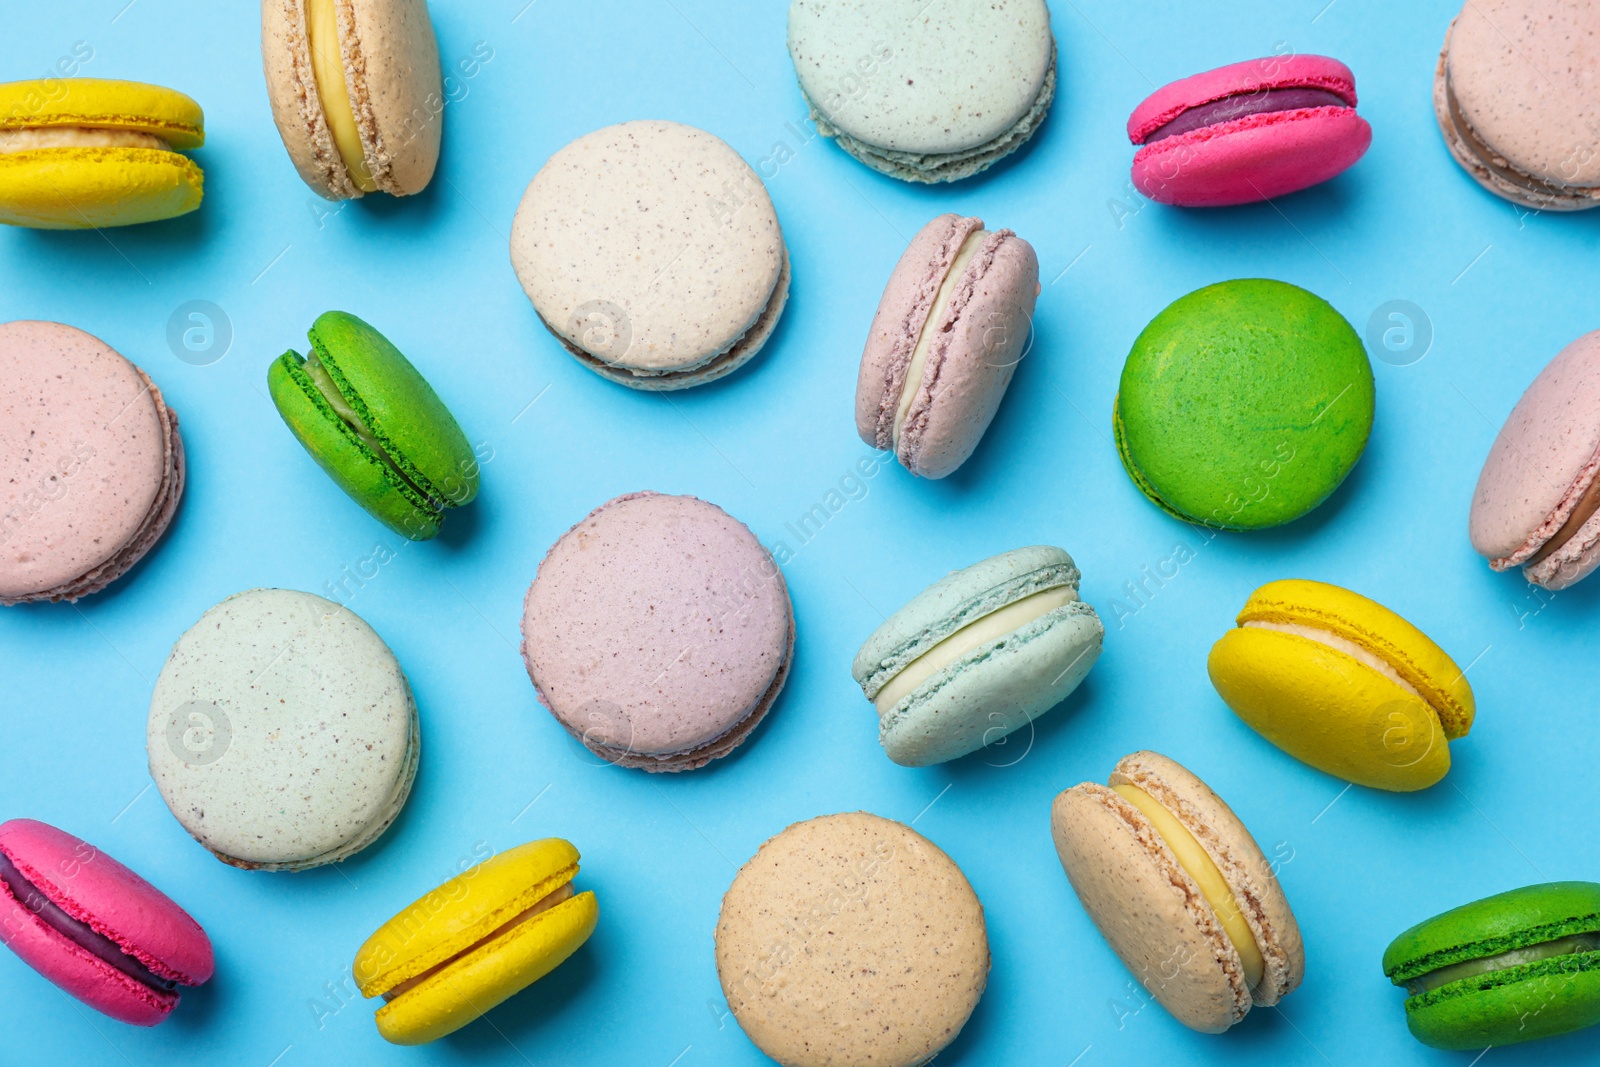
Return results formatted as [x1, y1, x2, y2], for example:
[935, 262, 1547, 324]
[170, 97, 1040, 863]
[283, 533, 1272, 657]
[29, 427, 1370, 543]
[788, 0, 1052, 156]
[0, 819, 213, 985]
[0, 79, 204, 148]
[511, 121, 785, 381]
[715, 812, 988, 1067]
[147, 588, 417, 870]
[1128, 55, 1357, 143]
[522, 492, 792, 767]
[1470, 331, 1600, 568]
[1116, 279, 1374, 529]
[1443, 0, 1600, 198]
[0, 321, 173, 602]
[1384, 881, 1600, 985]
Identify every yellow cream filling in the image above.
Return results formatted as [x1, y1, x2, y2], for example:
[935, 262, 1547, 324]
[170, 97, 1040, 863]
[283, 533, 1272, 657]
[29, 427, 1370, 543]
[0, 127, 170, 153]
[1243, 620, 1420, 698]
[308, 0, 376, 192]
[382, 882, 575, 1003]
[873, 585, 1075, 713]
[1112, 783, 1264, 991]
[892, 229, 988, 446]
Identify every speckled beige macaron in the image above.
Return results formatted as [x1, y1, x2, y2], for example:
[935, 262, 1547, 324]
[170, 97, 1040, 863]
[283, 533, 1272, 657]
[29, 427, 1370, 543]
[0, 321, 183, 605]
[147, 588, 419, 872]
[261, 0, 443, 200]
[715, 812, 988, 1067]
[1050, 751, 1303, 1033]
[510, 121, 789, 390]
[1434, 0, 1600, 210]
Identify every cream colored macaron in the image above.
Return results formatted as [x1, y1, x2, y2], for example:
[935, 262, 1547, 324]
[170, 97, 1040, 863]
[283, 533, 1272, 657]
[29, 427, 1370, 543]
[1051, 751, 1304, 1033]
[261, 0, 443, 199]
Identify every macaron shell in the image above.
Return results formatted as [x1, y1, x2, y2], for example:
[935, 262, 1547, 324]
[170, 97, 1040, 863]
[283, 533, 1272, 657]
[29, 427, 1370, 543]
[0, 321, 180, 603]
[0, 79, 204, 147]
[375, 891, 598, 1045]
[0, 147, 203, 229]
[1209, 628, 1452, 791]
[1384, 881, 1600, 980]
[261, 0, 359, 199]
[344, 0, 443, 196]
[0, 894, 177, 1025]
[1469, 331, 1600, 568]
[897, 230, 1039, 479]
[1051, 784, 1248, 1032]
[1127, 54, 1358, 142]
[1406, 963, 1600, 1050]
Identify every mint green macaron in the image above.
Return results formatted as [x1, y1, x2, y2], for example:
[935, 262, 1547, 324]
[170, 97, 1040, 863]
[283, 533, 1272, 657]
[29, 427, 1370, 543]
[1114, 279, 1374, 530]
[268, 311, 478, 540]
[1384, 881, 1600, 1050]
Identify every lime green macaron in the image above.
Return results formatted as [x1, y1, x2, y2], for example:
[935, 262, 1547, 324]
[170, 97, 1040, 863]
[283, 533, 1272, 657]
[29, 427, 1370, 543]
[268, 312, 478, 540]
[1114, 279, 1374, 530]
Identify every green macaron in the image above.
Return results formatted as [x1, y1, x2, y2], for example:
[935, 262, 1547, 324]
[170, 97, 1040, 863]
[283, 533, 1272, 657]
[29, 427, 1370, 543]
[1114, 279, 1374, 530]
[268, 311, 478, 541]
[1383, 881, 1600, 1050]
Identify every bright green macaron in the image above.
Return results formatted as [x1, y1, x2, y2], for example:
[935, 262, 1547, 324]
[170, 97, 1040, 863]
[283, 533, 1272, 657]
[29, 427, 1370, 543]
[1114, 279, 1374, 530]
[268, 311, 478, 540]
[1383, 881, 1600, 1050]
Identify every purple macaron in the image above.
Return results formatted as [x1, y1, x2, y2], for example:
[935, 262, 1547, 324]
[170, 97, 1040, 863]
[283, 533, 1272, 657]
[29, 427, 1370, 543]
[855, 214, 1039, 480]
[1470, 331, 1600, 590]
[521, 492, 794, 771]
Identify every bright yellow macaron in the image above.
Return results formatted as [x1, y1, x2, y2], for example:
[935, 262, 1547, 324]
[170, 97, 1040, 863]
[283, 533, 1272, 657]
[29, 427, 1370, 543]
[353, 837, 598, 1045]
[0, 79, 204, 229]
[1208, 579, 1475, 791]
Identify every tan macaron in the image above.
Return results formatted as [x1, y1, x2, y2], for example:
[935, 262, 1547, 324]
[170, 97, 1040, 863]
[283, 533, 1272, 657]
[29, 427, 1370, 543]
[1050, 751, 1304, 1033]
[261, 0, 443, 199]
[714, 812, 988, 1067]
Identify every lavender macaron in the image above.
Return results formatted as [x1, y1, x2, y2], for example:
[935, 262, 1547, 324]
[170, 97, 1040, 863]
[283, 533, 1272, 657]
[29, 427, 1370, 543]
[1470, 330, 1600, 590]
[856, 214, 1039, 479]
[521, 492, 794, 771]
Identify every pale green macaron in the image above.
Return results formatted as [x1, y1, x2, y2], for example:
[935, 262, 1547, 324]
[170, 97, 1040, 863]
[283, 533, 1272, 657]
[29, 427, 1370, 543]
[852, 546, 1103, 766]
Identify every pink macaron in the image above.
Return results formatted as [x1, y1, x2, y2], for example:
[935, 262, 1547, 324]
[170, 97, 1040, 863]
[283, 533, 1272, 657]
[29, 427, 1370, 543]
[521, 492, 794, 771]
[1128, 55, 1373, 207]
[0, 321, 184, 605]
[1470, 331, 1600, 590]
[0, 819, 213, 1025]
[855, 214, 1039, 480]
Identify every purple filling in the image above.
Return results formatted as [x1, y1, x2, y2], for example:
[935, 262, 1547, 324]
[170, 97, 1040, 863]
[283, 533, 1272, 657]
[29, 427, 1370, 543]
[0, 850, 179, 995]
[1145, 87, 1350, 143]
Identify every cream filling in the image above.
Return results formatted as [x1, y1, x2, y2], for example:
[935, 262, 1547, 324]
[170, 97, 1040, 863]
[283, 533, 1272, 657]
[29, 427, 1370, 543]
[0, 127, 169, 153]
[891, 230, 988, 446]
[1113, 783, 1265, 991]
[1243, 620, 1420, 698]
[381, 882, 576, 1003]
[1406, 932, 1600, 996]
[874, 585, 1074, 714]
[308, 0, 376, 192]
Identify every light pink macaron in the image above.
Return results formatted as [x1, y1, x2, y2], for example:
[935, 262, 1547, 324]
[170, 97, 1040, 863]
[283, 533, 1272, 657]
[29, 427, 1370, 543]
[1128, 55, 1372, 207]
[856, 214, 1039, 480]
[0, 321, 184, 605]
[521, 492, 794, 771]
[1470, 331, 1600, 590]
[0, 819, 213, 1025]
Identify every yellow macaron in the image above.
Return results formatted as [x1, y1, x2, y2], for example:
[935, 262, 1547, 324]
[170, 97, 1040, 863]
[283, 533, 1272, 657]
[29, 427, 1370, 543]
[353, 837, 598, 1045]
[0, 79, 204, 228]
[1208, 579, 1475, 791]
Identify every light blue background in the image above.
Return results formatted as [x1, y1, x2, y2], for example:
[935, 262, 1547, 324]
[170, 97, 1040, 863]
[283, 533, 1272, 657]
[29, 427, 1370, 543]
[3, 0, 1598, 1063]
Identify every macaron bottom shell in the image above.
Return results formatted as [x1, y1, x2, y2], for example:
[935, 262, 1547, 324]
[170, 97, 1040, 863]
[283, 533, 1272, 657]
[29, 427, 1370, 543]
[1405, 957, 1600, 1050]
[0, 148, 202, 228]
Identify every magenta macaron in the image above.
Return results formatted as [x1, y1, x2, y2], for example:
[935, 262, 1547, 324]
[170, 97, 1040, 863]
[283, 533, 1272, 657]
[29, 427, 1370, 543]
[855, 214, 1039, 480]
[1128, 54, 1372, 207]
[522, 492, 794, 771]
[1470, 331, 1600, 590]
[0, 819, 213, 1025]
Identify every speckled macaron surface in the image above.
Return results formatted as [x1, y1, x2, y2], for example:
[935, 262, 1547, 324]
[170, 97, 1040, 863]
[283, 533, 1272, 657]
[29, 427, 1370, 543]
[1435, 0, 1600, 209]
[787, 0, 1055, 182]
[521, 492, 793, 771]
[0, 320, 183, 606]
[147, 588, 418, 871]
[715, 812, 989, 1067]
[510, 121, 789, 390]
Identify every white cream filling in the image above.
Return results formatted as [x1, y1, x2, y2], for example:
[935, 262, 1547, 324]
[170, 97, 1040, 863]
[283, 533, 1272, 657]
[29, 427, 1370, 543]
[1244, 620, 1420, 697]
[0, 127, 169, 153]
[874, 585, 1075, 713]
[891, 229, 988, 446]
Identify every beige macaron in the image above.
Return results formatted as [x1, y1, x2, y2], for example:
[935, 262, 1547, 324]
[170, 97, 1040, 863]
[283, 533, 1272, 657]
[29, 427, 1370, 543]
[1050, 751, 1304, 1033]
[261, 0, 443, 199]
[715, 812, 988, 1067]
